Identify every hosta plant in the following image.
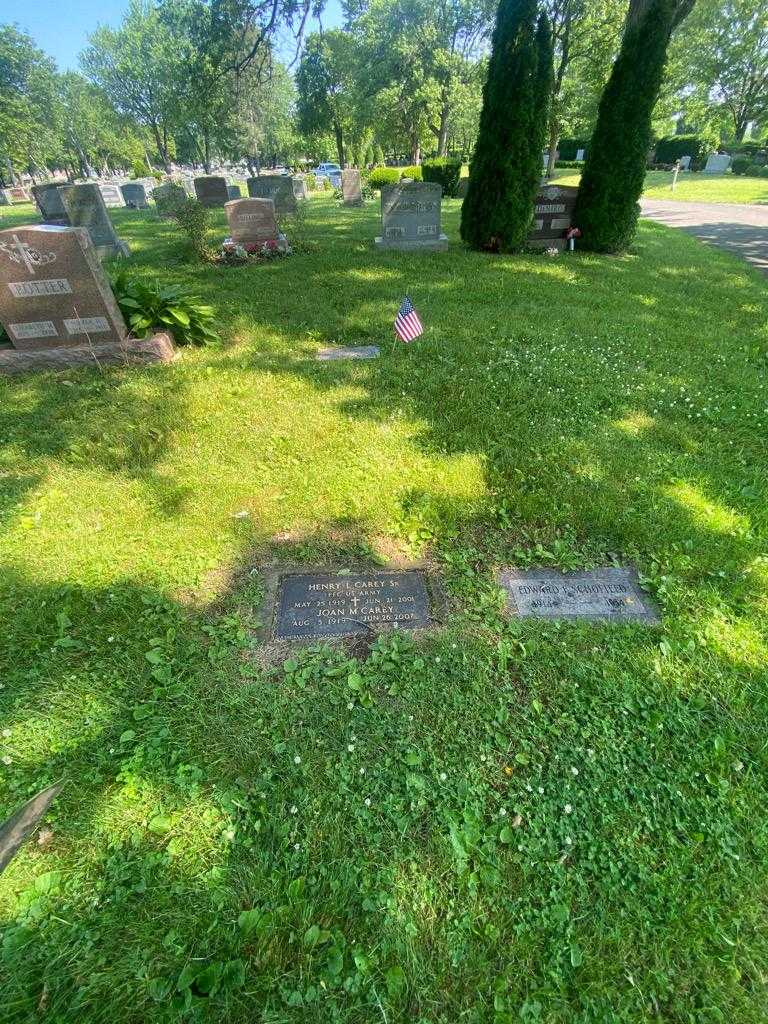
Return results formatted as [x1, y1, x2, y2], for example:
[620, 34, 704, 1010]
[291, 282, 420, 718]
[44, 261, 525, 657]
[111, 273, 217, 346]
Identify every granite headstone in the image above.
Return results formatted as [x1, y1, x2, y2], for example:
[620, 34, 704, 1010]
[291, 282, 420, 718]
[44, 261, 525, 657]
[703, 153, 731, 174]
[527, 184, 578, 251]
[0, 225, 127, 349]
[342, 169, 363, 206]
[194, 175, 228, 207]
[272, 570, 432, 641]
[224, 198, 287, 250]
[498, 568, 658, 623]
[246, 175, 297, 216]
[121, 183, 149, 209]
[31, 184, 71, 226]
[98, 182, 125, 208]
[60, 184, 129, 259]
[375, 181, 448, 251]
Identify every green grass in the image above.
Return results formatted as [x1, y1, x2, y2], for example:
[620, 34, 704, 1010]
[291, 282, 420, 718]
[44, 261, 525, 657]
[1, 194, 768, 1023]
[552, 168, 768, 205]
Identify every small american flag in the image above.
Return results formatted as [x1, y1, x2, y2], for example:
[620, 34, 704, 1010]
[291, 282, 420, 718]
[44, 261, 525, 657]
[394, 295, 423, 342]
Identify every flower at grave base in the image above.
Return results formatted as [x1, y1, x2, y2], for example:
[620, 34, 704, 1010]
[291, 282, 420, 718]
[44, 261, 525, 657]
[293, 755, 301, 765]
[545, 246, 559, 258]
[564, 803, 573, 814]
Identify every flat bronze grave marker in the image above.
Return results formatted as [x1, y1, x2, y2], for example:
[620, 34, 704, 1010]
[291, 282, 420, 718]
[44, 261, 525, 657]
[316, 345, 380, 361]
[498, 567, 659, 623]
[273, 570, 432, 641]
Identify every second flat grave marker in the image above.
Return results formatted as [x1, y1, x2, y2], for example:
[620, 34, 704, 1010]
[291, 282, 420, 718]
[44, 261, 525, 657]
[498, 567, 659, 623]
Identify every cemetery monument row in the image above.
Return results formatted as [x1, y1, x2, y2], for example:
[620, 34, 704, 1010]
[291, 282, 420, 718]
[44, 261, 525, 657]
[246, 175, 297, 216]
[60, 184, 129, 260]
[375, 181, 448, 252]
[0, 225, 175, 374]
[227, 184, 242, 200]
[527, 184, 578, 251]
[194, 175, 229, 207]
[224, 198, 288, 251]
[342, 168, 363, 206]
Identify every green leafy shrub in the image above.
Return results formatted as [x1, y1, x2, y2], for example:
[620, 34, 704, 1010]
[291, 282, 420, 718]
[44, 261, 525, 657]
[654, 134, 708, 166]
[305, 172, 317, 191]
[172, 198, 213, 261]
[400, 165, 423, 181]
[557, 137, 589, 160]
[422, 158, 462, 197]
[131, 159, 148, 179]
[745, 163, 768, 178]
[111, 272, 217, 346]
[368, 167, 401, 190]
[555, 159, 584, 169]
[731, 156, 750, 176]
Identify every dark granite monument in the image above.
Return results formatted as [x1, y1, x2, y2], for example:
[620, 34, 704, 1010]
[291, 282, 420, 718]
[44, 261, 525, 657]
[32, 184, 71, 226]
[60, 184, 129, 259]
[194, 175, 229, 207]
[272, 570, 432, 641]
[527, 184, 578, 251]
[246, 175, 297, 216]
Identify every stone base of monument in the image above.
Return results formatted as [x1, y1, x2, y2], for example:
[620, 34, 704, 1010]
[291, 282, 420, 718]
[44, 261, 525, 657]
[96, 239, 131, 261]
[527, 238, 566, 252]
[374, 234, 449, 252]
[0, 333, 176, 376]
[221, 234, 290, 254]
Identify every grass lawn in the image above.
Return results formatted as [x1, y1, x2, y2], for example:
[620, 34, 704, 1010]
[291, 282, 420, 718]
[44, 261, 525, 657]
[1, 194, 768, 1023]
[553, 168, 768, 205]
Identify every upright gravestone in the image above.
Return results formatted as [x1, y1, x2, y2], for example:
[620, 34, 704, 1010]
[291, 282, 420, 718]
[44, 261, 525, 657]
[61, 184, 129, 260]
[678, 155, 692, 170]
[0, 191, 10, 207]
[342, 169, 362, 206]
[527, 184, 578, 251]
[576, 148, 585, 161]
[32, 184, 71, 226]
[456, 177, 469, 198]
[227, 184, 242, 200]
[98, 182, 125, 208]
[153, 182, 187, 218]
[7, 187, 30, 204]
[703, 153, 731, 174]
[375, 181, 448, 251]
[224, 198, 288, 251]
[246, 175, 297, 216]
[194, 175, 228, 207]
[292, 176, 308, 200]
[121, 183, 149, 209]
[180, 177, 195, 196]
[0, 225, 127, 349]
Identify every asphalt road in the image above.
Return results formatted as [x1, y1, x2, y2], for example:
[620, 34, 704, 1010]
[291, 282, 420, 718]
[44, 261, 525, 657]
[640, 198, 768, 277]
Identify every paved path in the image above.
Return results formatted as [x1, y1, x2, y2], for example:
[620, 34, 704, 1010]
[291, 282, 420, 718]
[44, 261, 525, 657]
[640, 199, 768, 276]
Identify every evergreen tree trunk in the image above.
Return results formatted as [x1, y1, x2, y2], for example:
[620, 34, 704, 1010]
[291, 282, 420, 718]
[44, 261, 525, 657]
[573, 0, 696, 253]
[460, 0, 548, 253]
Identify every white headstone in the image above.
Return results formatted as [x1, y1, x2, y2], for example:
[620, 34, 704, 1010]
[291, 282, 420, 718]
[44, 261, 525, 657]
[703, 154, 731, 174]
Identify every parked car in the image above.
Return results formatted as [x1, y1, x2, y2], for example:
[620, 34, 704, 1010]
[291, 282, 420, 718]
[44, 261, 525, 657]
[314, 162, 342, 187]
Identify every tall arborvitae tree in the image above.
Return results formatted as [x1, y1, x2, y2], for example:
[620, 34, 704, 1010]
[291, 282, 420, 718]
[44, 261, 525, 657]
[573, 0, 696, 252]
[534, 12, 554, 161]
[460, 0, 544, 252]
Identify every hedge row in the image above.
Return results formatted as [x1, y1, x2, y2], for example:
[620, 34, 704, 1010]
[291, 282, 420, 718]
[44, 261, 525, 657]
[421, 158, 462, 196]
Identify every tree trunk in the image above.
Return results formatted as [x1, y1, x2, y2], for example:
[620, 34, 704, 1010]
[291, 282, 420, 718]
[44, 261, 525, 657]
[545, 119, 558, 178]
[437, 91, 451, 157]
[410, 133, 421, 164]
[202, 130, 211, 174]
[333, 122, 345, 168]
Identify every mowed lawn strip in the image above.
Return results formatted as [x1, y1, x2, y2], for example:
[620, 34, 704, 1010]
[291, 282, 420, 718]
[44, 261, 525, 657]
[1, 194, 767, 1023]
[552, 167, 768, 205]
